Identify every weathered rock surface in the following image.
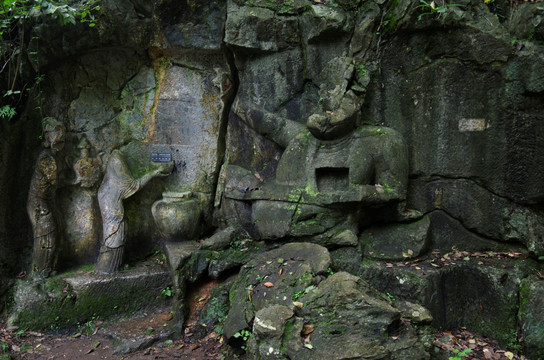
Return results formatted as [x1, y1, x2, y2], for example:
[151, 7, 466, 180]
[357, 256, 538, 347]
[223, 242, 331, 340]
[519, 276, 544, 359]
[361, 215, 431, 260]
[219, 243, 432, 359]
[1, 0, 544, 356]
[248, 271, 431, 360]
[408, 179, 544, 255]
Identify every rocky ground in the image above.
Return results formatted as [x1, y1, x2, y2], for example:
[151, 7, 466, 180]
[0, 315, 528, 360]
[0, 246, 534, 360]
[0, 271, 529, 360]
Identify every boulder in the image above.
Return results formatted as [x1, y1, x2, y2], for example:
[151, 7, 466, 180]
[361, 215, 431, 260]
[249, 272, 430, 360]
[223, 242, 331, 340]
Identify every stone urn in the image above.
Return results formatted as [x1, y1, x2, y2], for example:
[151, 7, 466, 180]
[151, 191, 202, 240]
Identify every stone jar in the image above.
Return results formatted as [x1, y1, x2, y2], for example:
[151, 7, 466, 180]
[151, 191, 202, 240]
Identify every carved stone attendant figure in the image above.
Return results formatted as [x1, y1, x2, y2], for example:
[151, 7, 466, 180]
[73, 136, 101, 188]
[27, 117, 66, 277]
[96, 150, 173, 274]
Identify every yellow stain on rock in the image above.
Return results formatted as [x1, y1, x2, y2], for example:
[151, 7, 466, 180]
[144, 55, 170, 143]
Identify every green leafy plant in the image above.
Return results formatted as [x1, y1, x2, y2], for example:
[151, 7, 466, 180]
[0, 341, 10, 359]
[0, 0, 100, 35]
[230, 236, 247, 250]
[417, 0, 464, 21]
[233, 328, 251, 351]
[449, 348, 472, 360]
[505, 329, 522, 352]
[161, 287, 173, 297]
[0, 104, 16, 120]
[292, 285, 315, 301]
[0, 0, 100, 121]
[234, 329, 251, 340]
[206, 297, 228, 335]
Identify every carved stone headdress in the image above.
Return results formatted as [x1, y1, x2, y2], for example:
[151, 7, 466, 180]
[41, 117, 65, 148]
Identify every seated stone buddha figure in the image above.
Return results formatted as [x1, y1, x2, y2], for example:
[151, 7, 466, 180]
[220, 85, 411, 245]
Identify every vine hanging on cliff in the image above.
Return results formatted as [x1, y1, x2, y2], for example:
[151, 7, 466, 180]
[0, 0, 101, 121]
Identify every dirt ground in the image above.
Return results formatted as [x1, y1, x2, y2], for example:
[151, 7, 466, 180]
[0, 309, 232, 360]
[3, 331, 223, 360]
[0, 278, 236, 360]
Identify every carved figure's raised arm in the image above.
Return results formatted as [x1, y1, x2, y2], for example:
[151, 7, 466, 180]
[136, 161, 173, 190]
[232, 99, 305, 149]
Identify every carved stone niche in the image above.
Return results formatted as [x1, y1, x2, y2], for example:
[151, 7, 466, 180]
[315, 167, 350, 192]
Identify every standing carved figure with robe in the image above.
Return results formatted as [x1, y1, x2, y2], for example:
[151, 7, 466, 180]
[27, 117, 66, 277]
[96, 150, 172, 274]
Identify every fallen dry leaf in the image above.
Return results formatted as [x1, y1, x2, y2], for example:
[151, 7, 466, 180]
[188, 343, 200, 351]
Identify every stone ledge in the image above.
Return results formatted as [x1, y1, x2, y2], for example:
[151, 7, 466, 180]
[8, 262, 172, 332]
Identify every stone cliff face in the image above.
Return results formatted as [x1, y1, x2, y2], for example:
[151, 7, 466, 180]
[1, 0, 544, 347]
